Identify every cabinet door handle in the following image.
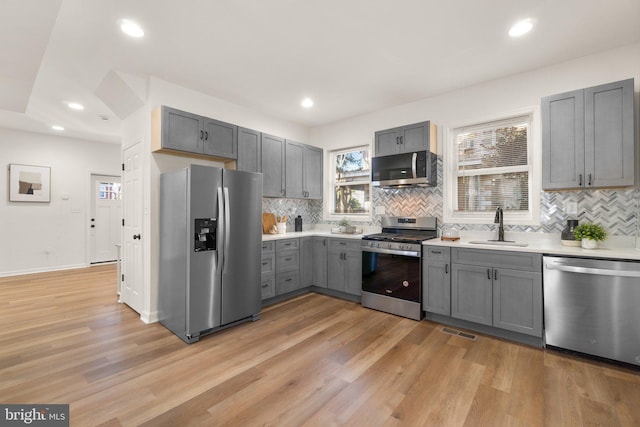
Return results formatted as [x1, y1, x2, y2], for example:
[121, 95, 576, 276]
[204, 131, 208, 141]
[432, 250, 442, 254]
[340, 242, 347, 246]
[494, 269, 498, 280]
[399, 136, 403, 145]
[261, 283, 269, 288]
[285, 278, 292, 282]
[578, 174, 583, 186]
[323, 239, 326, 246]
[200, 130, 203, 140]
[262, 262, 269, 266]
[487, 269, 491, 280]
[285, 257, 291, 261]
[588, 173, 592, 186]
[445, 264, 449, 274]
[396, 136, 400, 145]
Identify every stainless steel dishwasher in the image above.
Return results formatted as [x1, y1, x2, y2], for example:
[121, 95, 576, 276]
[543, 256, 640, 366]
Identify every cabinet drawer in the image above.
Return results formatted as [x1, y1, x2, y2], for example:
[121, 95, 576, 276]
[276, 252, 299, 273]
[261, 276, 275, 299]
[261, 254, 275, 276]
[423, 246, 450, 261]
[261, 241, 275, 254]
[276, 238, 299, 251]
[276, 271, 299, 295]
[329, 238, 361, 251]
[452, 248, 541, 272]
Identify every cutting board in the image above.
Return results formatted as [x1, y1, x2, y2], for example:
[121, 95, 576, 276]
[262, 213, 276, 234]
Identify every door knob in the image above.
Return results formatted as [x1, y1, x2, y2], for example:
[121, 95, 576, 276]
[133, 234, 141, 240]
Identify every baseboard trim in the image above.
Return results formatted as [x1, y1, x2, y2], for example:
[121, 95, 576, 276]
[0, 263, 89, 278]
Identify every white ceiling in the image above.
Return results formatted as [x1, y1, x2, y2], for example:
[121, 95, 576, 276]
[2, 0, 640, 144]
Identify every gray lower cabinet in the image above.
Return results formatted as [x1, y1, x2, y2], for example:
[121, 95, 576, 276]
[275, 239, 300, 295]
[312, 237, 328, 288]
[260, 241, 275, 299]
[448, 248, 543, 337]
[237, 127, 261, 173]
[153, 106, 238, 160]
[300, 237, 313, 287]
[422, 246, 451, 316]
[327, 238, 362, 296]
[542, 78, 634, 189]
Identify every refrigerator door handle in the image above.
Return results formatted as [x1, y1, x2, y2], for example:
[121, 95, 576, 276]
[217, 187, 225, 272]
[223, 187, 231, 274]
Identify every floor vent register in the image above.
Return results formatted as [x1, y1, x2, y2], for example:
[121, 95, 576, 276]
[441, 327, 477, 341]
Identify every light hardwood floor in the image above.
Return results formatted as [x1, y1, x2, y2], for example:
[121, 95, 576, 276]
[1, 264, 639, 426]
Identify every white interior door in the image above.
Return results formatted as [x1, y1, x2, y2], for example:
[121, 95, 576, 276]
[90, 174, 122, 263]
[122, 142, 144, 314]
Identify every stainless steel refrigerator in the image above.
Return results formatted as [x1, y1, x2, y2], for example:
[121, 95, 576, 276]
[159, 165, 262, 343]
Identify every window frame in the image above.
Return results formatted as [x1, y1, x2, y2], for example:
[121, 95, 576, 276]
[443, 107, 541, 226]
[324, 144, 372, 222]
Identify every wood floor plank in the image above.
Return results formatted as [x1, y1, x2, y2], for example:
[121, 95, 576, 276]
[1, 264, 640, 426]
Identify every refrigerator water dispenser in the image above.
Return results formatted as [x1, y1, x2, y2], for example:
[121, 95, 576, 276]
[194, 218, 216, 252]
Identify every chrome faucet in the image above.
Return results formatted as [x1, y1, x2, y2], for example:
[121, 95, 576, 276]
[494, 207, 505, 242]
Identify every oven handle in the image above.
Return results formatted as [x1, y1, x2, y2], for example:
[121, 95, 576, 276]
[362, 247, 420, 258]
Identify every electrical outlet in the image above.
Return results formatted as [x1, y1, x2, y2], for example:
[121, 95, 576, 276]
[566, 201, 578, 215]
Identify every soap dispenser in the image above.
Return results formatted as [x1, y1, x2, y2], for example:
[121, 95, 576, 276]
[295, 215, 302, 232]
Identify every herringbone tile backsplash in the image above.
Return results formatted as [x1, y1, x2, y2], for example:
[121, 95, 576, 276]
[264, 157, 639, 236]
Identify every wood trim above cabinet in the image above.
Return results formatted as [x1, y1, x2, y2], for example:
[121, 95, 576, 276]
[151, 106, 237, 169]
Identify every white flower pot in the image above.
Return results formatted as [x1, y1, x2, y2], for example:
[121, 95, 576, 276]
[581, 238, 599, 249]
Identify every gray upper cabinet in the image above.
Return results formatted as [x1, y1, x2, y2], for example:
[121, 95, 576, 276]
[202, 117, 237, 159]
[262, 133, 286, 197]
[542, 78, 635, 190]
[285, 140, 305, 199]
[237, 127, 261, 173]
[265, 136, 323, 199]
[152, 106, 238, 161]
[159, 106, 203, 153]
[374, 121, 436, 157]
[303, 145, 323, 199]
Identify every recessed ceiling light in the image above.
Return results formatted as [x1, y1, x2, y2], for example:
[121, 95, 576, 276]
[301, 98, 314, 108]
[67, 102, 84, 111]
[509, 18, 534, 37]
[52, 125, 64, 131]
[119, 19, 144, 38]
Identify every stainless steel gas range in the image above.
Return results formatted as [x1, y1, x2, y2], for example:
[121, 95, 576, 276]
[361, 216, 438, 320]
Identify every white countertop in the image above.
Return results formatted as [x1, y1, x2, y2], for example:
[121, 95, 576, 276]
[423, 231, 640, 260]
[261, 224, 377, 242]
[263, 227, 640, 260]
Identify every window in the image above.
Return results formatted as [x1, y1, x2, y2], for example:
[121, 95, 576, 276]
[99, 181, 122, 200]
[328, 146, 371, 219]
[444, 111, 540, 225]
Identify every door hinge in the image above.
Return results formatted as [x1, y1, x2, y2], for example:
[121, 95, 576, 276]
[122, 163, 125, 171]
[121, 274, 125, 282]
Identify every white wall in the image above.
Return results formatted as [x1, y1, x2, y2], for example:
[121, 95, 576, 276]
[309, 42, 640, 154]
[0, 128, 121, 276]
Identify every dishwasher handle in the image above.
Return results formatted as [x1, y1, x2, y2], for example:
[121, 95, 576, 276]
[545, 261, 640, 278]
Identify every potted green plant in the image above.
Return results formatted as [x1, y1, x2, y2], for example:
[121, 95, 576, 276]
[338, 217, 355, 234]
[573, 223, 607, 249]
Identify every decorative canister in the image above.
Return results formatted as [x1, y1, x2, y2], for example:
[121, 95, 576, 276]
[560, 219, 580, 247]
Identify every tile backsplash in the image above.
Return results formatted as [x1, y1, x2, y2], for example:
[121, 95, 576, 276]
[263, 157, 639, 236]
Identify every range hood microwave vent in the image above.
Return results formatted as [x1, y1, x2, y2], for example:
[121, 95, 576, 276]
[371, 150, 437, 188]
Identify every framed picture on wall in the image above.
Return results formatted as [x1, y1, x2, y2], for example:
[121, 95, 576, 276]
[9, 164, 51, 202]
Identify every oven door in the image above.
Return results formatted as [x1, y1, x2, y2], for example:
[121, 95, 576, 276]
[362, 249, 420, 302]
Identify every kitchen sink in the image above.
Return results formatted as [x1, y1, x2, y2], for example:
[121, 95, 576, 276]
[468, 240, 529, 247]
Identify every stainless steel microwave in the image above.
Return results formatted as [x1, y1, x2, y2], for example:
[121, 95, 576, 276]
[371, 150, 437, 188]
